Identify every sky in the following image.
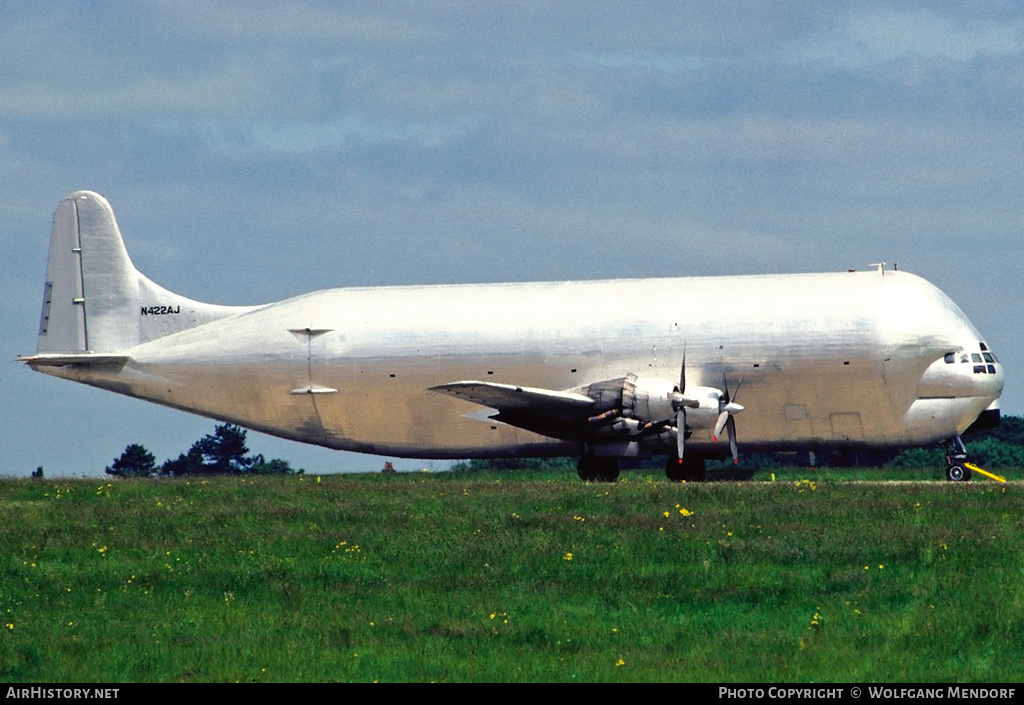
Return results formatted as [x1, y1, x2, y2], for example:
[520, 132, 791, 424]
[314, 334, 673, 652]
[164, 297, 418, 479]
[2, 1, 1022, 477]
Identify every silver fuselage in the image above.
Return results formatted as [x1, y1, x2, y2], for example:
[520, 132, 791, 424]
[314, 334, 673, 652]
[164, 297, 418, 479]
[36, 269, 1003, 459]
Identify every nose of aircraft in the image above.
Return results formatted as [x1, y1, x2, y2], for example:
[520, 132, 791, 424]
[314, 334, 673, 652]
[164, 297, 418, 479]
[917, 345, 1004, 403]
[968, 345, 1004, 433]
[971, 345, 1005, 400]
[916, 343, 1003, 436]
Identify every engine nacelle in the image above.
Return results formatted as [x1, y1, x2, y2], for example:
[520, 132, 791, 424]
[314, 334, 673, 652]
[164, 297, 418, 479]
[623, 375, 680, 422]
[680, 386, 731, 430]
[577, 373, 742, 457]
[577, 373, 733, 435]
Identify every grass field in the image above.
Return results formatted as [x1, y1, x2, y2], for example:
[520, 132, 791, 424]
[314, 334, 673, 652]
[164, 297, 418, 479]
[2, 468, 1022, 682]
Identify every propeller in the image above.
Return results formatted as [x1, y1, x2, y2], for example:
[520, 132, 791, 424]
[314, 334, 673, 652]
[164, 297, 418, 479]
[712, 374, 744, 463]
[672, 351, 696, 462]
[663, 352, 740, 464]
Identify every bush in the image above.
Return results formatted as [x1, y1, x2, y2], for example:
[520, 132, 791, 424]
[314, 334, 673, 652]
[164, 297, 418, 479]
[160, 424, 300, 476]
[106, 444, 157, 478]
[195, 424, 252, 473]
[450, 458, 577, 473]
[160, 447, 206, 477]
[249, 456, 303, 474]
[967, 436, 1024, 468]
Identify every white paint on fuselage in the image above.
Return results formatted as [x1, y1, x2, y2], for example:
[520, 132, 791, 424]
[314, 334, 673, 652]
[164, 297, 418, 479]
[38, 269, 1003, 459]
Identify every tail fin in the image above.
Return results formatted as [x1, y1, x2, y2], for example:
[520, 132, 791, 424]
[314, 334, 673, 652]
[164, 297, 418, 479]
[36, 191, 248, 354]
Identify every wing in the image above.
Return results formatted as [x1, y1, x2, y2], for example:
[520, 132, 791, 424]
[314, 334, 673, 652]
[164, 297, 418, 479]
[429, 377, 655, 443]
[429, 381, 595, 413]
[429, 380, 601, 440]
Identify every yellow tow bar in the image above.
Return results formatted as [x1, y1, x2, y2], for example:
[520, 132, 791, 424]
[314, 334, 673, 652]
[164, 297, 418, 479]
[964, 462, 1006, 483]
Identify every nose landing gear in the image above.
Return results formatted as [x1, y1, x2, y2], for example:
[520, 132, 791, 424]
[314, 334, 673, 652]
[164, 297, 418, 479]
[944, 436, 972, 482]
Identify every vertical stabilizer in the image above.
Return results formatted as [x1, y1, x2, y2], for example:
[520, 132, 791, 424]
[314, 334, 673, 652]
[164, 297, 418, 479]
[38, 192, 136, 353]
[36, 195, 86, 351]
[36, 191, 251, 355]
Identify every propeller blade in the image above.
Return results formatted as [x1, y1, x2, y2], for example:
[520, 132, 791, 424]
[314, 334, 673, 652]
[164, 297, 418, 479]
[713, 409, 729, 441]
[680, 349, 687, 396]
[715, 373, 743, 461]
[720, 373, 745, 406]
[674, 348, 688, 463]
[676, 409, 685, 461]
[727, 415, 738, 464]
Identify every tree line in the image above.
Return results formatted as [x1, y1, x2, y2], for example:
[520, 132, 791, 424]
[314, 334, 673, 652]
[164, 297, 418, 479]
[101, 415, 1024, 478]
[105, 424, 302, 478]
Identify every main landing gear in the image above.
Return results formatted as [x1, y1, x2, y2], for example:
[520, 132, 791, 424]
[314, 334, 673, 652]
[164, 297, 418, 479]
[665, 454, 706, 482]
[944, 435, 972, 482]
[576, 453, 710, 482]
[577, 455, 620, 482]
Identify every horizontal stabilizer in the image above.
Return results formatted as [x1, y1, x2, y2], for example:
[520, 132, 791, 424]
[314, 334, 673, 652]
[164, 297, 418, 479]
[18, 352, 130, 367]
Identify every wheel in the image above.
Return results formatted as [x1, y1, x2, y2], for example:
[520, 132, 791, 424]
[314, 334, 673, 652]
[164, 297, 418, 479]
[665, 455, 685, 482]
[665, 454, 705, 482]
[577, 455, 619, 482]
[946, 464, 972, 482]
[595, 458, 620, 482]
[577, 455, 596, 481]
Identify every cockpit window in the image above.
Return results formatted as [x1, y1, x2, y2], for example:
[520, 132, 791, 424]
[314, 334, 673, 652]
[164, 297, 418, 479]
[939, 347, 997, 374]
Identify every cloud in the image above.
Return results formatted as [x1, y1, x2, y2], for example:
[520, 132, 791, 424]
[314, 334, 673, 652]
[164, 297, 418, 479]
[582, 8, 1024, 80]
[145, 0, 436, 45]
[0, 61, 275, 120]
[157, 115, 475, 155]
[791, 8, 1024, 70]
